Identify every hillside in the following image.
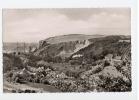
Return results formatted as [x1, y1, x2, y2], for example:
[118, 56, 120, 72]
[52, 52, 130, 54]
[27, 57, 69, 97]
[3, 34, 131, 92]
[35, 34, 105, 58]
[71, 35, 131, 61]
[35, 35, 131, 61]
[35, 40, 90, 58]
[40, 34, 104, 45]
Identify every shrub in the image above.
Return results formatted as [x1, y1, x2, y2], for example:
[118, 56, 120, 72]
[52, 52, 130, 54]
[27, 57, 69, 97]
[3, 53, 23, 72]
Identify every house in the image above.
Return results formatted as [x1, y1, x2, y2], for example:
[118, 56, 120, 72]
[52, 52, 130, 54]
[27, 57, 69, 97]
[115, 56, 122, 60]
[72, 54, 83, 58]
[105, 54, 113, 61]
[119, 39, 130, 43]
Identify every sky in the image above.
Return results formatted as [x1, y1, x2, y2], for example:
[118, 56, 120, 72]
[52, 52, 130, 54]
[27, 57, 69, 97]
[3, 8, 131, 43]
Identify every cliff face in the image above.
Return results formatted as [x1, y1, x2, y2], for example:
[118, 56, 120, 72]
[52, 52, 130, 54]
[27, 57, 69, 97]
[34, 34, 131, 61]
[35, 34, 101, 58]
[35, 39, 91, 58]
[38, 34, 104, 48]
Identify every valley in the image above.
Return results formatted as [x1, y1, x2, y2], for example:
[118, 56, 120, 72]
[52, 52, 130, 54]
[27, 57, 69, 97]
[3, 34, 131, 93]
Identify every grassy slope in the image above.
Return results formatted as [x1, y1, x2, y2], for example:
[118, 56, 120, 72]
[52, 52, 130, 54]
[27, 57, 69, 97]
[44, 34, 104, 44]
[71, 36, 131, 59]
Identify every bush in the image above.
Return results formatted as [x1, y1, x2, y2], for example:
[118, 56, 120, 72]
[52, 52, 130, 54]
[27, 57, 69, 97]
[3, 53, 23, 72]
[69, 60, 81, 65]
[27, 54, 42, 62]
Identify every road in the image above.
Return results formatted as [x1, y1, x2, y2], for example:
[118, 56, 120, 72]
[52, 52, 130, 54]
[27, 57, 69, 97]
[3, 81, 61, 93]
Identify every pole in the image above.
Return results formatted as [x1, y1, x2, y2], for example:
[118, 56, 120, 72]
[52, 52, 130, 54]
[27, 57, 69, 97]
[23, 42, 25, 53]
[17, 42, 18, 54]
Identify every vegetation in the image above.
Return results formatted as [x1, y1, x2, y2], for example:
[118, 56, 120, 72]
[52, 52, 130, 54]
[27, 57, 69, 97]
[3, 35, 131, 92]
[3, 53, 23, 73]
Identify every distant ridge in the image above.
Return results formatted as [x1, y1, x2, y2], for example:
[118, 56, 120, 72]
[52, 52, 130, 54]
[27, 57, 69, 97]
[42, 34, 105, 44]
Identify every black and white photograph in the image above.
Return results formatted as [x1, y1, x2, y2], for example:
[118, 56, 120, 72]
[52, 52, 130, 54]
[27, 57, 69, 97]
[3, 8, 132, 93]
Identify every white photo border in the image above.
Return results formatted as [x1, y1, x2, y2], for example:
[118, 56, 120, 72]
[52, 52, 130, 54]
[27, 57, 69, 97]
[0, 0, 138, 100]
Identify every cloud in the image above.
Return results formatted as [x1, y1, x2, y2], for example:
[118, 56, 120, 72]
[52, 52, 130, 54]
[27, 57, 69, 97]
[3, 8, 130, 43]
